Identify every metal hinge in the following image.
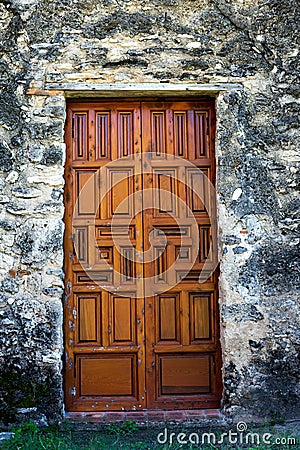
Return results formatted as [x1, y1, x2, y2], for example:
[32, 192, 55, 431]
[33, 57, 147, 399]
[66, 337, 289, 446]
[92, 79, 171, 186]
[70, 386, 76, 396]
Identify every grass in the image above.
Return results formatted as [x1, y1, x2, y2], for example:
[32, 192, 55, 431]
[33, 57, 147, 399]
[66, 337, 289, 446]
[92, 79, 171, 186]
[0, 421, 299, 449]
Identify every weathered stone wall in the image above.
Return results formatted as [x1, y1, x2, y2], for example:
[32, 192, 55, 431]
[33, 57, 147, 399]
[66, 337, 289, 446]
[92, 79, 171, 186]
[0, 0, 299, 424]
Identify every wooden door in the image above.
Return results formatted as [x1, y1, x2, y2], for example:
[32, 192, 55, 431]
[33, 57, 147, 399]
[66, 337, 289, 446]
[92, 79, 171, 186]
[142, 101, 221, 408]
[64, 99, 222, 412]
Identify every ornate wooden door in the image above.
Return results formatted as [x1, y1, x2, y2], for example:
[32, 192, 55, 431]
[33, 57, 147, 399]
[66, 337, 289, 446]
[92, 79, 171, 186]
[64, 99, 222, 412]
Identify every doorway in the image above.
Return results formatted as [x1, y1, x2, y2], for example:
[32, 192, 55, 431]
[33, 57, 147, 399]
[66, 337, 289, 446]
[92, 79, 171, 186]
[64, 99, 222, 411]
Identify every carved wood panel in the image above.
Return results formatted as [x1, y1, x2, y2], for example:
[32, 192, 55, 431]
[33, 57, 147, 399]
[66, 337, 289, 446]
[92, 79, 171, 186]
[64, 99, 221, 412]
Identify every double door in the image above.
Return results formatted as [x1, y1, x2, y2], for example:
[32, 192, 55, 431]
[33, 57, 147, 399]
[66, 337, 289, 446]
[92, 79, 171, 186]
[64, 99, 222, 411]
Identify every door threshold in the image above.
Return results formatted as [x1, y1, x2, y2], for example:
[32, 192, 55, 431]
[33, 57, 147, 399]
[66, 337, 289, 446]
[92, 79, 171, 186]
[64, 409, 227, 426]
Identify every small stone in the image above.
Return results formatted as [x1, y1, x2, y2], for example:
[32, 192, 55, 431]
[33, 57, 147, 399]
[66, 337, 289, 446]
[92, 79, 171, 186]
[51, 188, 63, 200]
[42, 146, 63, 165]
[27, 175, 63, 186]
[233, 246, 248, 254]
[16, 407, 37, 414]
[42, 287, 63, 296]
[12, 187, 42, 198]
[29, 146, 44, 162]
[6, 205, 28, 215]
[0, 195, 9, 203]
[2, 318, 14, 325]
[0, 220, 13, 230]
[23, 313, 32, 320]
[221, 235, 241, 245]
[232, 188, 242, 201]
[186, 41, 202, 49]
[0, 433, 15, 443]
[6, 171, 19, 183]
[46, 268, 63, 276]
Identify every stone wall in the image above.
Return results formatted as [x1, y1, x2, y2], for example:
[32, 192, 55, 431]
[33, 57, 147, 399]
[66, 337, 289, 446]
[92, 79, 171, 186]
[0, 0, 299, 424]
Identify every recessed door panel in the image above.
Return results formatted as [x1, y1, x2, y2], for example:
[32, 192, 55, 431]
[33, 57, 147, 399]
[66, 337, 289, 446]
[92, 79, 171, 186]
[75, 294, 101, 344]
[72, 112, 88, 161]
[78, 355, 136, 397]
[75, 169, 98, 217]
[96, 112, 111, 160]
[159, 355, 211, 395]
[109, 295, 136, 345]
[189, 292, 212, 342]
[156, 294, 180, 343]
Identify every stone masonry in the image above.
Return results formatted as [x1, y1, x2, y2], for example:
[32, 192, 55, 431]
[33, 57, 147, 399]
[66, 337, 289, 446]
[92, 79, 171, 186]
[0, 0, 299, 424]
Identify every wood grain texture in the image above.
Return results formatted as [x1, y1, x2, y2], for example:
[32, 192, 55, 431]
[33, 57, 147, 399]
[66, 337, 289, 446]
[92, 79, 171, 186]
[79, 356, 135, 396]
[64, 99, 221, 411]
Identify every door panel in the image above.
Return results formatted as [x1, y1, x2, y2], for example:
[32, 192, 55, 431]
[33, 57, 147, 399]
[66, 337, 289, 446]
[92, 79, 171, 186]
[64, 99, 222, 411]
[64, 102, 145, 411]
[109, 295, 136, 345]
[142, 101, 221, 408]
[159, 355, 211, 394]
[75, 294, 101, 344]
[78, 355, 137, 397]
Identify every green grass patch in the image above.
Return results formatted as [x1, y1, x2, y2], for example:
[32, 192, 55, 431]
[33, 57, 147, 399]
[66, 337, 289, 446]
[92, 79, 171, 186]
[1, 421, 298, 449]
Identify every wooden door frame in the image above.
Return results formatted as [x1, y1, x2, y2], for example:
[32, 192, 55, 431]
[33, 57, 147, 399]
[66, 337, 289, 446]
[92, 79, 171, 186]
[63, 94, 223, 411]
